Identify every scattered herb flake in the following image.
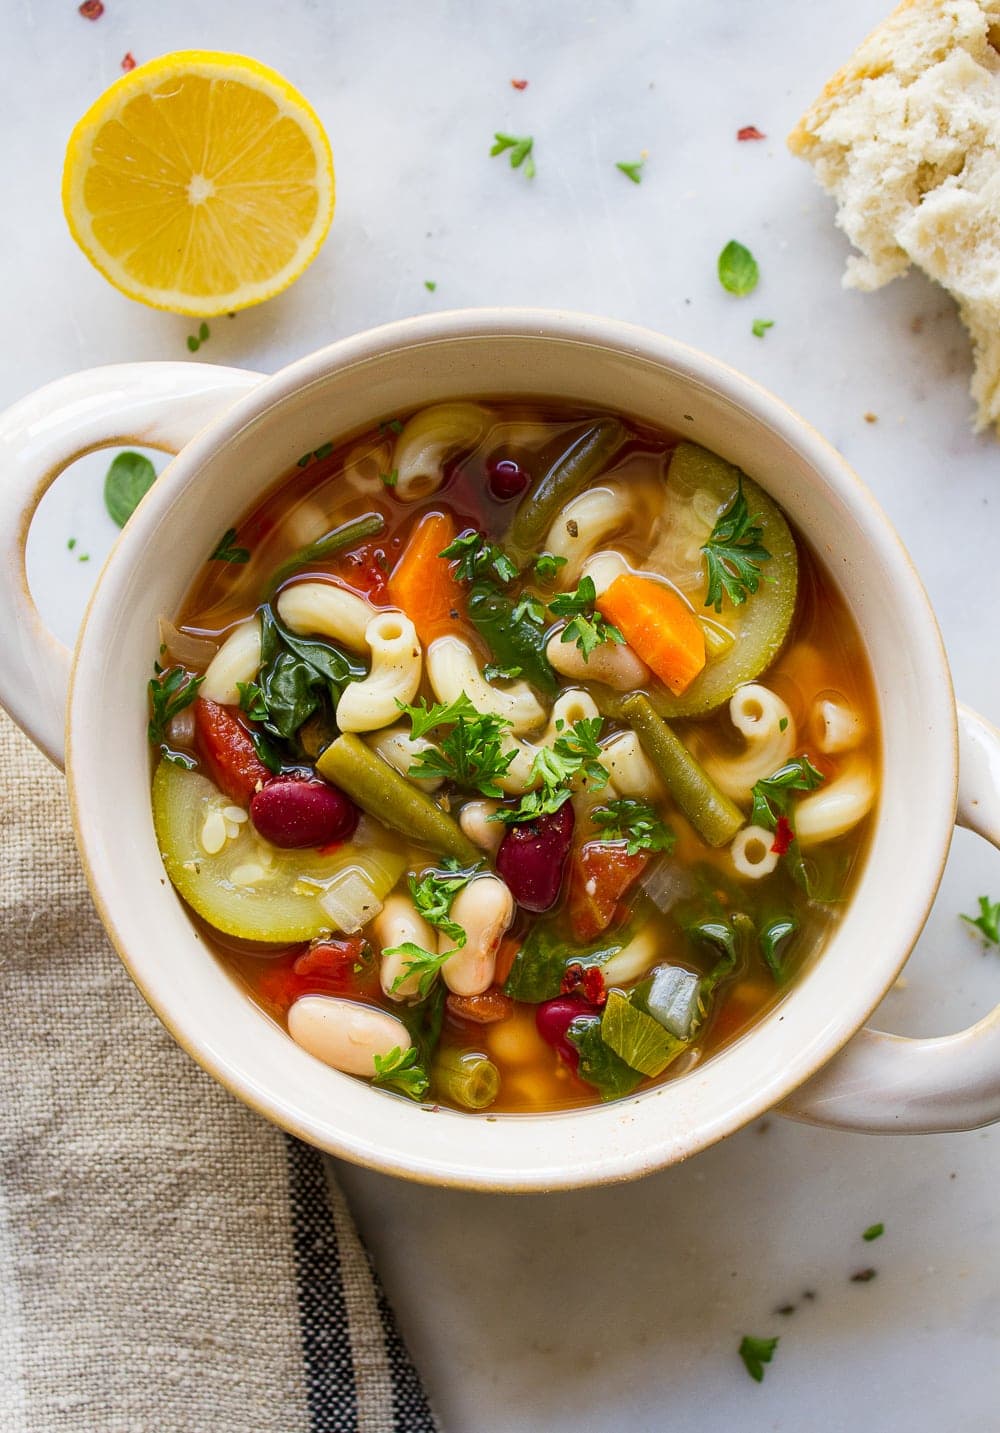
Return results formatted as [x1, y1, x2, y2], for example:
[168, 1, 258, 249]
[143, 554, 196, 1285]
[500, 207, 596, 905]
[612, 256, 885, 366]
[210, 528, 251, 564]
[961, 895, 1000, 945]
[616, 159, 644, 184]
[186, 335, 201, 353]
[103, 450, 157, 528]
[863, 1222, 885, 1242]
[440, 529, 518, 585]
[148, 665, 204, 746]
[67, 538, 76, 551]
[701, 475, 772, 611]
[199, 321, 210, 342]
[380, 469, 399, 488]
[379, 418, 404, 436]
[424, 280, 437, 292]
[121, 51, 136, 71]
[718, 240, 759, 297]
[397, 693, 479, 741]
[78, 553, 90, 563]
[549, 575, 624, 660]
[532, 552, 567, 582]
[491, 132, 536, 179]
[778, 716, 789, 733]
[591, 797, 675, 856]
[314, 441, 334, 461]
[752, 318, 774, 338]
[493, 717, 609, 825]
[739, 1335, 778, 1383]
[737, 125, 766, 141]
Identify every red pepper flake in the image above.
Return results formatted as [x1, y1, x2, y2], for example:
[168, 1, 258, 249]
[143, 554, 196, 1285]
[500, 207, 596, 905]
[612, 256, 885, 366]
[511, 78, 529, 90]
[581, 965, 606, 1007]
[561, 962, 584, 996]
[121, 51, 136, 71]
[771, 816, 793, 857]
[737, 125, 766, 141]
[78, 0, 104, 18]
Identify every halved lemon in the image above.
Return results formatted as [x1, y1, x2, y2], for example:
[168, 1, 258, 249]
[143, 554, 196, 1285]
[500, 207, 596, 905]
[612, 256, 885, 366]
[62, 51, 335, 315]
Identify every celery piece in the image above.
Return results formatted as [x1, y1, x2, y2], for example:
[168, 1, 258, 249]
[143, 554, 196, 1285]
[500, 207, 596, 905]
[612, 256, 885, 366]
[600, 990, 686, 1077]
[643, 965, 702, 1039]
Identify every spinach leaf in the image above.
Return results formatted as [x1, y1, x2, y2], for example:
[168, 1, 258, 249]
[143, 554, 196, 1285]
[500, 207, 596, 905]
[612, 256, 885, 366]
[567, 1015, 643, 1101]
[256, 609, 365, 742]
[759, 915, 798, 981]
[467, 581, 558, 696]
[503, 923, 624, 1003]
[104, 451, 157, 527]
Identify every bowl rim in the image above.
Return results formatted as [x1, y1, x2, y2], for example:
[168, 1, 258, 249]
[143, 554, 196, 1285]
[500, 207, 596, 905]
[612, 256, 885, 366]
[65, 307, 958, 1190]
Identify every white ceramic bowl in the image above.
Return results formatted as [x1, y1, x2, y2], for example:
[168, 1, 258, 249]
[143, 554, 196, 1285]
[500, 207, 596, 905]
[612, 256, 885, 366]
[2, 310, 1000, 1191]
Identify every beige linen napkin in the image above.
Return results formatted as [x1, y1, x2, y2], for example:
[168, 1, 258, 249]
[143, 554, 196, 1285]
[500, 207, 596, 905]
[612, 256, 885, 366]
[0, 710, 438, 1433]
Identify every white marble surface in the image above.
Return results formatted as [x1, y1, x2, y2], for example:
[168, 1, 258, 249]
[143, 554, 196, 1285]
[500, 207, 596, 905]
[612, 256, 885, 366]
[5, 1, 1000, 1428]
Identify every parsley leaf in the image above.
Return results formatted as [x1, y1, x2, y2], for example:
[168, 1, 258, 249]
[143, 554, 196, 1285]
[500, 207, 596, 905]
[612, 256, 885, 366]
[147, 665, 204, 746]
[718, 240, 759, 296]
[440, 530, 518, 585]
[739, 1335, 778, 1383]
[548, 576, 625, 660]
[616, 159, 644, 184]
[591, 798, 676, 856]
[752, 318, 774, 338]
[491, 132, 536, 179]
[961, 895, 1000, 945]
[408, 860, 478, 946]
[700, 476, 772, 611]
[397, 692, 479, 741]
[511, 593, 547, 625]
[750, 757, 825, 831]
[385, 941, 456, 999]
[863, 1222, 885, 1242]
[532, 552, 567, 583]
[210, 528, 251, 564]
[406, 709, 516, 797]
[236, 680, 269, 723]
[372, 1045, 429, 1100]
[493, 717, 609, 825]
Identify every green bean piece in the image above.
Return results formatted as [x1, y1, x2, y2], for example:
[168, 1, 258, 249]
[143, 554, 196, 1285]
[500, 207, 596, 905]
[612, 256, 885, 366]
[316, 733, 479, 864]
[265, 512, 386, 599]
[432, 1047, 501, 1111]
[506, 419, 626, 560]
[622, 693, 743, 848]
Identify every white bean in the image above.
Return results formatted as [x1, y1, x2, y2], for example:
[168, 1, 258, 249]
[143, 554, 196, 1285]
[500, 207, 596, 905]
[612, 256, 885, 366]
[392, 403, 489, 501]
[288, 996, 412, 1077]
[545, 627, 650, 691]
[441, 876, 514, 996]
[366, 724, 443, 791]
[200, 619, 262, 705]
[374, 893, 438, 1002]
[459, 799, 504, 853]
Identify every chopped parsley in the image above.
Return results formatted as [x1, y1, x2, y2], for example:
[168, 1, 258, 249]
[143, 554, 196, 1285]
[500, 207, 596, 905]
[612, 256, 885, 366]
[408, 860, 478, 946]
[511, 593, 547, 625]
[380, 469, 399, 488]
[718, 240, 759, 297]
[236, 680, 269, 723]
[752, 318, 774, 338]
[590, 797, 676, 856]
[863, 1222, 885, 1242]
[397, 693, 479, 741]
[440, 530, 518, 585]
[209, 528, 251, 564]
[491, 132, 536, 179]
[548, 576, 624, 660]
[493, 717, 609, 825]
[532, 552, 567, 583]
[147, 665, 203, 746]
[186, 321, 210, 353]
[616, 159, 644, 184]
[405, 707, 516, 797]
[750, 757, 825, 831]
[739, 1335, 778, 1383]
[961, 895, 1000, 945]
[379, 418, 404, 436]
[385, 941, 456, 999]
[67, 537, 76, 551]
[372, 1046, 429, 1100]
[424, 280, 437, 292]
[700, 476, 772, 611]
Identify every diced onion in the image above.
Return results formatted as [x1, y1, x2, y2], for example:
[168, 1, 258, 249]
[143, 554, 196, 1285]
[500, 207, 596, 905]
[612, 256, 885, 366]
[158, 616, 219, 667]
[637, 859, 693, 914]
[318, 869, 384, 934]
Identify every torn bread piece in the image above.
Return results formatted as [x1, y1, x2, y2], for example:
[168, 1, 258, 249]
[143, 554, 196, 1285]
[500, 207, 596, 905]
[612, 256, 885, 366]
[789, 0, 1000, 432]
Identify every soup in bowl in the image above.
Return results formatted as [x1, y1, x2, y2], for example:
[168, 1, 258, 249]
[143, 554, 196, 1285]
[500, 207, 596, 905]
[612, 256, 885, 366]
[2, 310, 997, 1189]
[150, 401, 879, 1115]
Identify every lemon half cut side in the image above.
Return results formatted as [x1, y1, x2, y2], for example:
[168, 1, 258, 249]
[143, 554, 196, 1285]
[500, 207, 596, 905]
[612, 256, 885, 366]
[62, 50, 335, 316]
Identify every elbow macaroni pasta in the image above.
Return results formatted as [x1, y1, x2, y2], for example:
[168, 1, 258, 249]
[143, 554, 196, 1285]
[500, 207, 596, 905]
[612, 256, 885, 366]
[336, 611, 423, 733]
[796, 757, 875, 846]
[545, 486, 633, 585]
[200, 618, 262, 705]
[705, 684, 796, 803]
[811, 695, 866, 754]
[601, 730, 666, 801]
[391, 402, 489, 501]
[276, 581, 376, 653]
[427, 635, 546, 735]
[730, 825, 781, 879]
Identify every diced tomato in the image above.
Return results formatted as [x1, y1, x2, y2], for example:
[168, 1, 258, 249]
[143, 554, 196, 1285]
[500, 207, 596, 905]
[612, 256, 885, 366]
[446, 988, 514, 1024]
[257, 936, 376, 1012]
[194, 698, 273, 805]
[568, 841, 649, 942]
[331, 540, 391, 604]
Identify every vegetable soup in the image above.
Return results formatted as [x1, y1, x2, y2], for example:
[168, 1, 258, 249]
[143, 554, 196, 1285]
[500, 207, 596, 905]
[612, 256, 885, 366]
[148, 402, 878, 1114]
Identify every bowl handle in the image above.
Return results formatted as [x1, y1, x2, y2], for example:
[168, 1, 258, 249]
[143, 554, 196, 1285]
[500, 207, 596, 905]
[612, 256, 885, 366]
[0, 361, 264, 770]
[781, 704, 1000, 1133]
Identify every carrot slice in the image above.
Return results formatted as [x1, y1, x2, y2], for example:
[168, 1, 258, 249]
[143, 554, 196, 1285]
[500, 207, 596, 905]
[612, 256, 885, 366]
[597, 573, 706, 695]
[387, 511, 461, 643]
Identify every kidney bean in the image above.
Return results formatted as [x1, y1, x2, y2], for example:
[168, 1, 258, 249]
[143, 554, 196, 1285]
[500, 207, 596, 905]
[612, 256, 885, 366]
[250, 778, 359, 848]
[536, 995, 593, 1069]
[486, 454, 531, 502]
[496, 802, 574, 912]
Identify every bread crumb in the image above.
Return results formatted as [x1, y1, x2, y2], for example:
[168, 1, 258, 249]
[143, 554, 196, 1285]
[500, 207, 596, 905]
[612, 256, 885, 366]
[864, 412, 878, 423]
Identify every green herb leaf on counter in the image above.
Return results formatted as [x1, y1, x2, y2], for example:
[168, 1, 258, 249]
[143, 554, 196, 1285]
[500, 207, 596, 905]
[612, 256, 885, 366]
[491, 132, 536, 179]
[701, 476, 772, 610]
[424, 280, 437, 292]
[616, 159, 644, 184]
[386, 941, 456, 1000]
[398, 692, 479, 741]
[104, 450, 157, 527]
[187, 321, 210, 352]
[147, 665, 204, 746]
[409, 860, 478, 947]
[752, 318, 774, 338]
[372, 1045, 429, 1100]
[549, 576, 625, 660]
[739, 1335, 778, 1383]
[440, 530, 518, 585]
[210, 528, 251, 564]
[67, 537, 76, 550]
[863, 1222, 885, 1242]
[961, 895, 1000, 945]
[78, 553, 90, 563]
[591, 798, 676, 856]
[718, 240, 759, 296]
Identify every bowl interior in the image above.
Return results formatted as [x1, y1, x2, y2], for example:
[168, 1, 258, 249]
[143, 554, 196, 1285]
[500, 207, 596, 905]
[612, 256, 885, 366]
[66, 312, 957, 1190]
